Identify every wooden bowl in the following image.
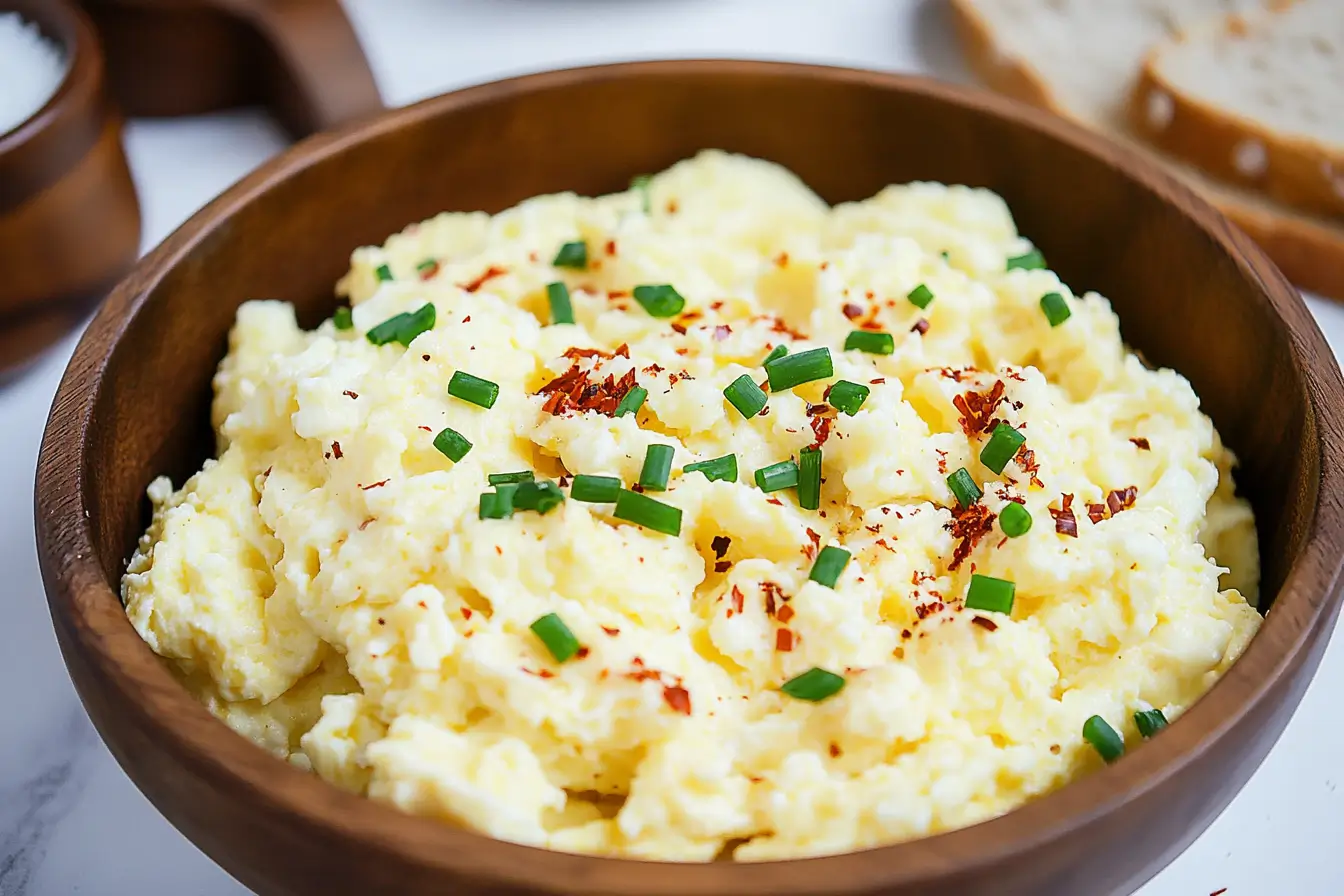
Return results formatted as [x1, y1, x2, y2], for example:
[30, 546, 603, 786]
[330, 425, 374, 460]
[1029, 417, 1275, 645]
[0, 0, 140, 380]
[35, 61, 1344, 896]
[80, 0, 384, 139]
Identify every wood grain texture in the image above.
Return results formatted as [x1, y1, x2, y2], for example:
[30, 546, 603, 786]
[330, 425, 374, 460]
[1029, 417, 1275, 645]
[0, 0, 140, 379]
[34, 61, 1344, 896]
[81, 0, 384, 139]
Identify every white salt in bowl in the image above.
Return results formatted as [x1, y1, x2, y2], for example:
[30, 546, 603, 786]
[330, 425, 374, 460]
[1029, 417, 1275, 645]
[0, 0, 140, 379]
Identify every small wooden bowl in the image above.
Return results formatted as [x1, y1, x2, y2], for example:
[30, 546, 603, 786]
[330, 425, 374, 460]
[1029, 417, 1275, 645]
[0, 0, 140, 380]
[35, 61, 1344, 895]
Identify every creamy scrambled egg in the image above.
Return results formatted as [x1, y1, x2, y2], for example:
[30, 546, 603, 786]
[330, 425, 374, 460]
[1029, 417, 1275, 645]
[123, 151, 1261, 861]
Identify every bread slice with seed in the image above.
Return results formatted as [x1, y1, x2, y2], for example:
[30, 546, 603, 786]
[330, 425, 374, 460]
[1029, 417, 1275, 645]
[949, 0, 1344, 299]
[1132, 0, 1344, 218]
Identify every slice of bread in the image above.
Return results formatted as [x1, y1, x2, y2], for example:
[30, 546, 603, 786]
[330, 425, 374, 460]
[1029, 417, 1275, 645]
[950, 0, 1344, 299]
[1133, 0, 1344, 218]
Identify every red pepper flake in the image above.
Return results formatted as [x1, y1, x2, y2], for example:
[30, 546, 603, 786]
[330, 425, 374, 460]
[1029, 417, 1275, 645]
[1130, 437, 1151, 450]
[342, 390, 359, 399]
[331, 441, 344, 459]
[675, 348, 689, 356]
[828, 741, 841, 758]
[1087, 503, 1107, 524]
[1015, 445, 1043, 488]
[576, 646, 590, 660]
[730, 586, 745, 615]
[946, 501, 996, 571]
[528, 251, 538, 262]
[971, 615, 998, 632]
[643, 363, 665, 375]
[775, 251, 790, 267]
[876, 538, 895, 552]
[563, 345, 617, 360]
[1049, 744, 1061, 754]
[707, 560, 728, 573]
[713, 324, 732, 342]
[460, 607, 473, 620]
[766, 496, 783, 506]
[870, 377, 885, 385]
[901, 628, 912, 640]
[359, 517, 375, 531]
[775, 629, 795, 652]
[360, 479, 388, 490]
[842, 303, 865, 320]
[377, 617, 385, 625]
[1107, 485, 1138, 515]
[996, 537, 1007, 549]
[522, 667, 556, 679]
[604, 239, 617, 256]
[809, 415, 833, 449]
[422, 354, 431, 361]
[670, 322, 688, 335]
[1210, 889, 1227, 896]
[662, 685, 692, 715]
[418, 260, 440, 280]
[915, 601, 946, 620]
[495, 545, 502, 555]
[911, 318, 930, 335]
[935, 449, 949, 474]
[666, 199, 679, 214]
[1050, 494, 1078, 537]
[776, 604, 796, 624]
[459, 265, 507, 293]
[953, 380, 1006, 437]
[601, 626, 620, 637]
[711, 535, 731, 559]
[418, 425, 433, 432]
[806, 402, 836, 418]
[764, 589, 777, 618]
[538, 363, 638, 417]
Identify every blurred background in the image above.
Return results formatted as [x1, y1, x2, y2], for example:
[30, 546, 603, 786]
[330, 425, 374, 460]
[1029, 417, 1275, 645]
[1, 2, 1340, 894]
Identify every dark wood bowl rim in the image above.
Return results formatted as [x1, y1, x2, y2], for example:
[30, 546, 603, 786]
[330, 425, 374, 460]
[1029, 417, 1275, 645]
[36, 60, 1344, 895]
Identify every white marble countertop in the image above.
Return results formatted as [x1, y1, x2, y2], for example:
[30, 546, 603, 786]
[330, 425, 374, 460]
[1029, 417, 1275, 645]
[3, 2, 1342, 893]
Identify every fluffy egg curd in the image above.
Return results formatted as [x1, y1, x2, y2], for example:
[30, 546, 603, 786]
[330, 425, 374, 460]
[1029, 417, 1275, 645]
[122, 151, 1262, 861]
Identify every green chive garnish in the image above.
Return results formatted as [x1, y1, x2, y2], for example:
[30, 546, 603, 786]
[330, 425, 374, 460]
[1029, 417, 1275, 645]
[947, 467, 982, 508]
[1134, 708, 1168, 739]
[633, 284, 685, 318]
[999, 501, 1032, 538]
[765, 346, 833, 391]
[683, 454, 737, 483]
[546, 282, 575, 325]
[763, 344, 789, 365]
[448, 371, 499, 409]
[333, 306, 354, 330]
[980, 423, 1026, 475]
[1083, 715, 1124, 763]
[798, 447, 821, 511]
[1040, 292, 1071, 327]
[1006, 248, 1046, 271]
[844, 330, 895, 355]
[809, 545, 850, 588]
[613, 489, 682, 536]
[907, 284, 935, 309]
[367, 303, 436, 347]
[631, 174, 652, 213]
[614, 385, 647, 418]
[965, 573, 1015, 614]
[432, 427, 472, 462]
[479, 490, 513, 520]
[570, 474, 621, 503]
[827, 380, 870, 416]
[374, 263, 393, 282]
[780, 667, 845, 702]
[488, 471, 533, 486]
[553, 241, 588, 270]
[531, 613, 581, 662]
[724, 374, 768, 418]
[416, 259, 437, 275]
[755, 460, 799, 493]
[513, 479, 565, 515]
[639, 444, 675, 491]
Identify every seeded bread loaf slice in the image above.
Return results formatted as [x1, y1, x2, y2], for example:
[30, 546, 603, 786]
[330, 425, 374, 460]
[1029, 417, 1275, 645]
[1132, 0, 1344, 218]
[950, 0, 1344, 299]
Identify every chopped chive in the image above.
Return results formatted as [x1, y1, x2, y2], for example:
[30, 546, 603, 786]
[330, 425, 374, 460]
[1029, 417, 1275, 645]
[1134, 708, 1168, 739]
[683, 454, 737, 483]
[1083, 715, 1125, 763]
[570, 474, 622, 503]
[546, 282, 575, 325]
[1040, 292, 1071, 327]
[333, 306, 354, 330]
[631, 174, 652, 213]
[965, 573, 1015, 614]
[479, 490, 513, 520]
[723, 374, 768, 418]
[512, 479, 565, 515]
[907, 284, 935, 309]
[1006, 248, 1046, 271]
[763, 344, 789, 365]
[809, 545, 851, 588]
[488, 470, 533, 486]
[613, 489, 682, 536]
[552, 241, 588, 269]
[947, 467, 982, 508]
[998, 501, 1032, 537]
[416, 259, 437, 275]
[827, 380, 870, 416]
[798, 447, 822, 511]
[614, 385, 647, 418]
[844, 330, 895, 355]
[765, 346, 833, 391]
[755, 460, 799, 493]
[940, 250, 951, 261]
[530, 613, 581, 662]
[374, 263, 393, 282]
[980, 423, 1027, 475]
[780, 667, 845, 702]
[639, 444, 675, 491]
[367, 303, 436, 347]
[432, 427, 472, 463]
[632, 284, 685, 318]
[448, 371, 499, 409]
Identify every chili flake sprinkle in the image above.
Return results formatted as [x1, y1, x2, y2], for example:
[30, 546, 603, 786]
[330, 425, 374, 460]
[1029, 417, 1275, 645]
[1130, 437, 1151, 450]
[663, 685, 692, 715]
[1016, 445, 1044, 488]
[538, 363, 639, 417]
[775, 629, 795, 652]
[946, 500, 997, 571]
[953, 380, 1006, 436]
[459, 265, 507, 293]
[1050, 494, 1078, 537]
